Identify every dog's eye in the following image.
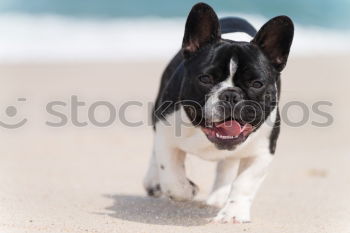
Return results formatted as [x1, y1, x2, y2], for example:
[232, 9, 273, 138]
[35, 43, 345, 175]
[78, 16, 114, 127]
[251, 81, 264, 89]
[198, 75, 214, 85]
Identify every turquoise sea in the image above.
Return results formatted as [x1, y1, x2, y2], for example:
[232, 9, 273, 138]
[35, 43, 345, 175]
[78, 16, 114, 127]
[0, 0, 349, 29]
[0, 0, 349, 62]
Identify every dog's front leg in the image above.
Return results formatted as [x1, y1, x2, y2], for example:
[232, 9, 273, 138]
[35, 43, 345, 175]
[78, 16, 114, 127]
[213, 154, 273, 223]
[155, 138, 198, 201]
[143, 148, 162, 197]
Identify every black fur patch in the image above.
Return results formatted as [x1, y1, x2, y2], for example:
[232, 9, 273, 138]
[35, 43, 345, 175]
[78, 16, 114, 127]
[146, 184, 161, 197]
[269, 108, 281, 154]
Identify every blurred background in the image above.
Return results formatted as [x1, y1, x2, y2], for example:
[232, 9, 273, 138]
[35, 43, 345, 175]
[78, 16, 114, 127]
[0, 1, 349, 233]
[0, 0, 350, 61]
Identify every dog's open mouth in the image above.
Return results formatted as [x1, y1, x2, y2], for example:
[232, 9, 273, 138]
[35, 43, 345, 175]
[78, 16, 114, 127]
[201, 120, 254, 144]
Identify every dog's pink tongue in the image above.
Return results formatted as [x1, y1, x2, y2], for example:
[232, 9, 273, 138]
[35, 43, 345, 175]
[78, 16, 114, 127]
[215, 120, 242, 137]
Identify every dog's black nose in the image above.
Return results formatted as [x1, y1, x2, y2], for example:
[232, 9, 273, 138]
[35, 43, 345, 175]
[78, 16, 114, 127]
[219, 89, 241, 103]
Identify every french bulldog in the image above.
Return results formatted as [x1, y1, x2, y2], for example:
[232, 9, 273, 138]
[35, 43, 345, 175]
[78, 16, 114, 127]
[143, 2, 294, 223]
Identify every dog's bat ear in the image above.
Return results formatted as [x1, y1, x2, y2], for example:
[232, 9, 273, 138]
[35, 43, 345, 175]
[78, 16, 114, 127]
[252, 16, 294, 72]
[182, 3, 221, 58]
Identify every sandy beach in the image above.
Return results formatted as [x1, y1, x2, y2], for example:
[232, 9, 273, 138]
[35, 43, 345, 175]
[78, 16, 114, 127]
[0, 55, 349, 233]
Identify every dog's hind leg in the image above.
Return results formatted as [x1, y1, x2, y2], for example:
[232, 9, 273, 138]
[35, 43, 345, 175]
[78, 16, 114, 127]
[206, 158, 240, 207]
[213, 154, 273, 223]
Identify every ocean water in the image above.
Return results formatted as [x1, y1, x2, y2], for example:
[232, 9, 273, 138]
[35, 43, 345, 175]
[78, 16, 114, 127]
[1, 0, 350, 29]
[0, 0, 349, 62]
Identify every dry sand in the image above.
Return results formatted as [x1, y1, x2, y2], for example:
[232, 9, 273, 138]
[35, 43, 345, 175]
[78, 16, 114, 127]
[0, 56, 349, 233]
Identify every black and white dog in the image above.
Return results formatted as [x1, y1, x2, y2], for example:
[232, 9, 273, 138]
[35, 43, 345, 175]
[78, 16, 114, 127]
[143, 2, 294, 223]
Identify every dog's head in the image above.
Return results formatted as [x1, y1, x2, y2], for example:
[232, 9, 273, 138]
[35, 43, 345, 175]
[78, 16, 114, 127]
[180, 3, 294, 150]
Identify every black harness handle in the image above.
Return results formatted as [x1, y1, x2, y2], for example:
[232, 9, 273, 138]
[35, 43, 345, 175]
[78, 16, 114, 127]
[219, 17, 257, 37]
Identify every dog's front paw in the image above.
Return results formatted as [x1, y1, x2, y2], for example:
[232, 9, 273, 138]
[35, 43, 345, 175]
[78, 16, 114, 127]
[143, 174, 162, 198]
[212, 201, 251, 224]
[206, 185, 231, 208]
[162, 178, 199, 201]
[145, 183, 162, 197]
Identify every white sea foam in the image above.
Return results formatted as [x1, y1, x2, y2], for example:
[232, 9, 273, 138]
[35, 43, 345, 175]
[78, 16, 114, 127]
[0, 13, 349, 63]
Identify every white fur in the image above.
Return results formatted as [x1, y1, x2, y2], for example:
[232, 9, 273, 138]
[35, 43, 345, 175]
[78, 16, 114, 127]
[204, 59, 237, 122]
[206, 158, 240, 207]
[143, 149, 162, 197]
[144, 105, 277, 222]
